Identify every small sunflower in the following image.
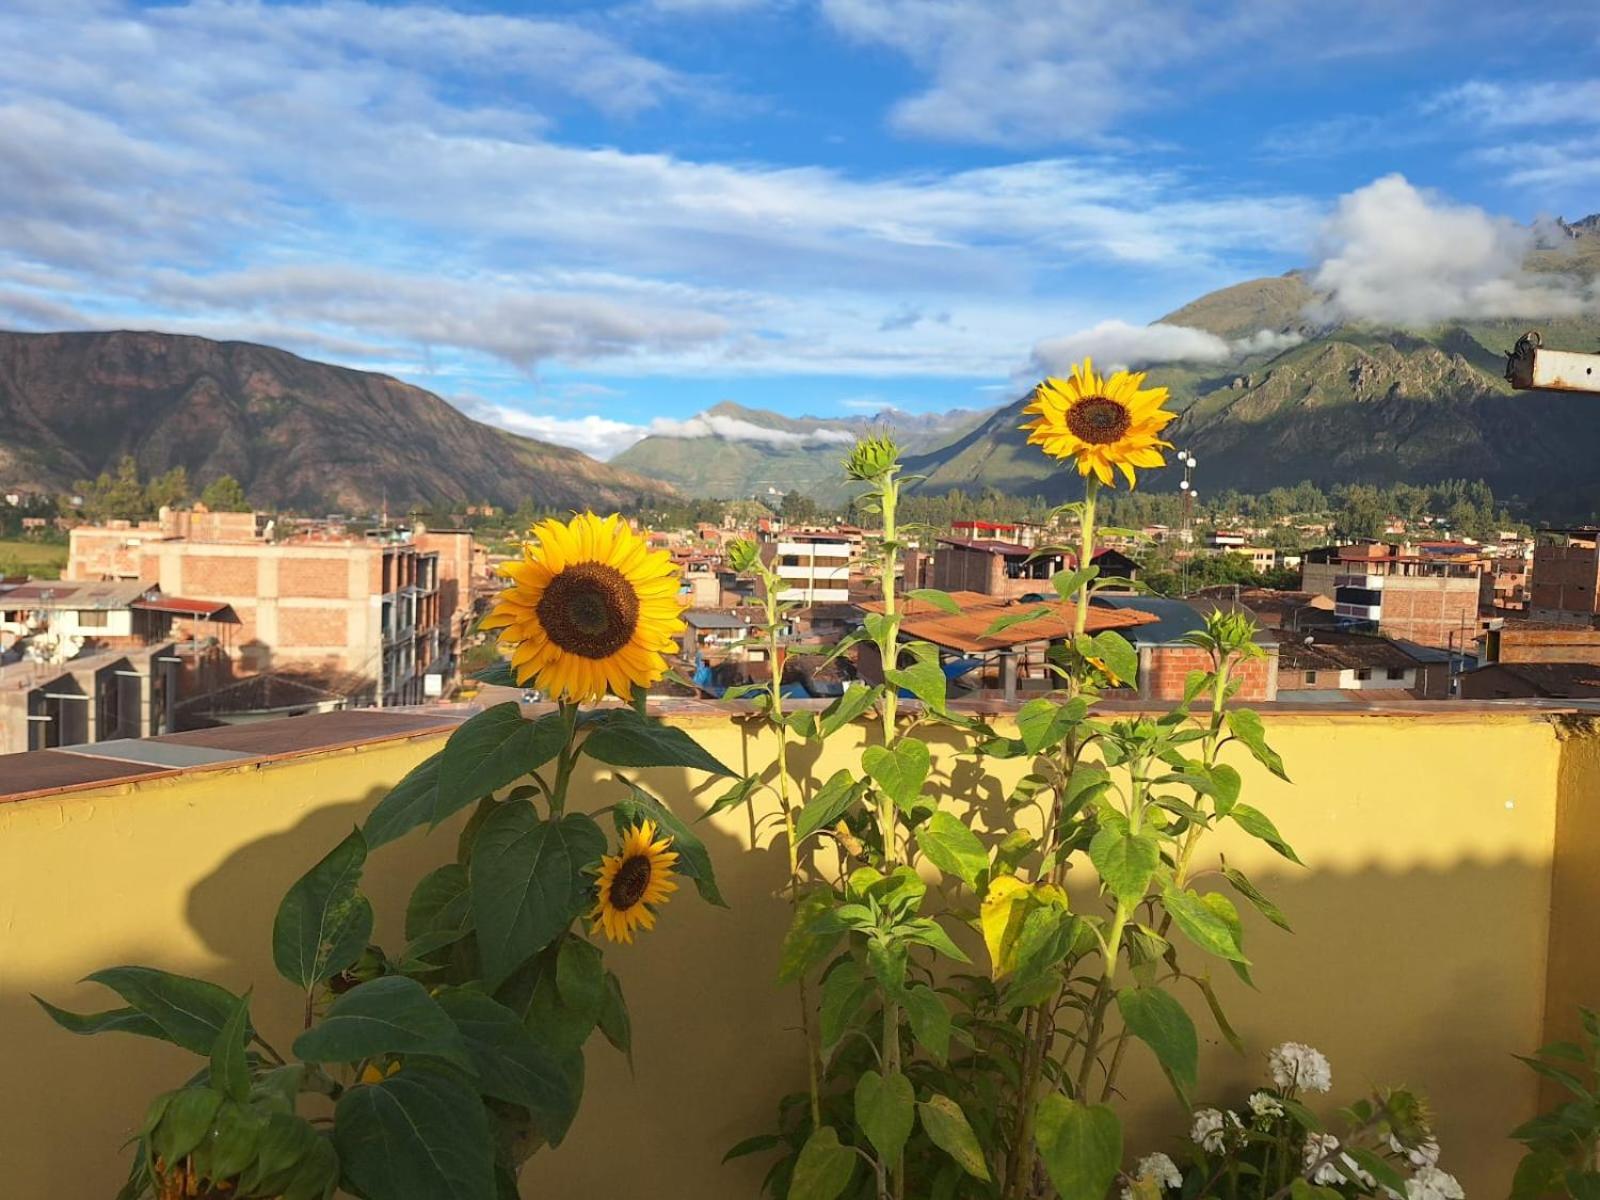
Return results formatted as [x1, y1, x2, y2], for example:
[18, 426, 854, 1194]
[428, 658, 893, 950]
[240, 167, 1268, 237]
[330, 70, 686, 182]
[592, 820, 679, 944]
[1021, 356, 1176, 487]
[478, 512, 686, 702]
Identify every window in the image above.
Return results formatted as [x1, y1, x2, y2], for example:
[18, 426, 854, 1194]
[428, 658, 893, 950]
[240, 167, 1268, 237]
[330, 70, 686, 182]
[1386, 667, 1407, 680]
[780, 555, 798, 567]
[1303, 670, 1317, 684]
[76, 610, 108, 628]
[1355, 667, 1373, 681]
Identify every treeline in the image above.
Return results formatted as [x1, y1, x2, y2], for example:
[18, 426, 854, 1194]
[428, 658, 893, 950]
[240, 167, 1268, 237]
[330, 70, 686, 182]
[73, 457, 251, 522]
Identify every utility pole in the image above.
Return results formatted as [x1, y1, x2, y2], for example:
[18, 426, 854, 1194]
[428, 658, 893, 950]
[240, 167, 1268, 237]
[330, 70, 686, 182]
[1177, 449, 1198, 595]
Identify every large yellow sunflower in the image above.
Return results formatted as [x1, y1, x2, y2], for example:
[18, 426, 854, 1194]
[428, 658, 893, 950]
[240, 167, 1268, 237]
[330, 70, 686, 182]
[479, 512, 685, 702]
[1021, 357, 1176, 487]
[591, 820, 679, 944]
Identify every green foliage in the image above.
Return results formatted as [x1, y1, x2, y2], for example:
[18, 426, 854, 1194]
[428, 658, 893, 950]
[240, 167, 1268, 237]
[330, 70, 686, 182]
[1512, 1010, 1600, 1200]
[201, 473, 252, 512]
[48, 687, 733, 1198]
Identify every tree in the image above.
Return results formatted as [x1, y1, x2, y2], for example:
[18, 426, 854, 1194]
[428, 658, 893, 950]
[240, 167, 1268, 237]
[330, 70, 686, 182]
[76, 456, 154, 523]
[146, 465, 190, 511]
[200, 475, 251, 512]
[779, 490, 819, 525]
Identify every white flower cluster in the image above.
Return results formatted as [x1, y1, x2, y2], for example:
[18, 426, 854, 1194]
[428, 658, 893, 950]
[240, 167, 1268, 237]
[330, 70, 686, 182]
[1190, 1108, 1244, 1153]
[1269, 1042, 1333, 1094]
[1405, 1165, 1465, 1200]
[1301, 1132, 1373, 1188]
[1390, 1134, 1442, 1168]
[1248, 1090, 1285, 1122]
[1120, 1152, 1185, 1199]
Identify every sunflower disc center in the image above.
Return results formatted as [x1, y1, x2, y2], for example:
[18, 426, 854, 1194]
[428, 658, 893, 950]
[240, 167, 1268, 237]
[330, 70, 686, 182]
[1066, 396, 1132, 445]
[536, 561, 640, 659]
[609, 855, 653, 910]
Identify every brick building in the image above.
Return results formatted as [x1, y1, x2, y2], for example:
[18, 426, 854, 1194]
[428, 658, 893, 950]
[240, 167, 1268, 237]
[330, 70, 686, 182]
[69, 511, 481, 706]
[1301, 543, 1484, 649]
[1529, 531, 1600, 623]
[927, 537, 1067, 600]
[760, 534, 852, 604]
[1090, 595, 1277, 702]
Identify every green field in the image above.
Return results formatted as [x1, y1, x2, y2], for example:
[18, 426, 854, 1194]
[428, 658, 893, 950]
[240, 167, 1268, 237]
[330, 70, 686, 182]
[0, 539, 67, 578]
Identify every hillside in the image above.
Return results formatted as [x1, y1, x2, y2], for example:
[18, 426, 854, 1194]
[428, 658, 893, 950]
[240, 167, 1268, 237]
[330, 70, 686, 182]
[0, 331, 674, 513]
[908, 220, 1600, 513]
[611, 400, 992, 502]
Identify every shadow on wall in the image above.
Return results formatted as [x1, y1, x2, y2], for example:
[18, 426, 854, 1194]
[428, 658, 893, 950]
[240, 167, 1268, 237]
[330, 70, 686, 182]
[0, 717, 1568, 1200]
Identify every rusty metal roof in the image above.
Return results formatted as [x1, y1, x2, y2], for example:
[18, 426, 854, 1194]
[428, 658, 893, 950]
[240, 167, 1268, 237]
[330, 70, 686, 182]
[861, 593, 1155, 653]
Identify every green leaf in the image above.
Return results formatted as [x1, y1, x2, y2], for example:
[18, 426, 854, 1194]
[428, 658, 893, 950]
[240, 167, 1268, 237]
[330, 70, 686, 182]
[856, 1069, 915, 1164]
[442, 704, 568, 810]
[238, 1111, 319, 1195]
[819, 963, 872, 1050]
[1017, 697, 1087, 754]
[1512, 1151, 1565, 1200]
[1345, 1147, 1407, 1196]
[556, 936, 604, 1016]
[863, 740, 930, 812]
[1051, 565, 1098, 603]
[363, 753, 446, 849]
[273, 827, 374, 992]
[1228, 804, 1302, 864]
[903, 985, 951, 1064]
[1115, 986, 1197, 1095]
[790, 1126, 858, 1200]
[151, 1087, 224, 1165]
[1034, 1096, 1121, 1200]
[901, 916, 972, 963]
[700, 775, 761, 822]
[906, 587, 962, 614]
[1202, 764, 1242, 815]
[885, 661, 948, 713]
[1088, 823, 1160, 906]
[292, 975, 470, 1069]
[405, 863, 473, 942]
[1089, 630, 1139, 687]
[581, 708, 736, 776]
[613, 782, 726, 907]
[779, 889, 841, 985]
[917, 811, 988, 889]
[207, 1098, 268, 1181]
[724, 1133, 783, 1163]
[82, 967, 245, 1056]
[597, 972, 632, 1063]
[1161, 885, 1250, 965]
[1191, 973, 1244, 1055]
[334, 1068, 496, 1200]
[471, 659, 517, 687]
[469, 805, 607, 988]
[795, 770, 863, 844]
[820, 684, 883, 736]
[1225, 708, 1290, 781]
[918, 1094, 990, 1181]
[434, 988, 578, 1143]
[210, 993, 253, 1103]
[1221, 863, 1291, 931]
[982, 606, 1051, 638]
[1182, 670, 1213, 704]
[34, 998, 164, 1041]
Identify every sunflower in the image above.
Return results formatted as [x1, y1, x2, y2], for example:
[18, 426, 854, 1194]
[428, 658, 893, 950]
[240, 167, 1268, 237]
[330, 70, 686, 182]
[591, 820, 679, 944]
[479, 512, 685, 703]
[1021, 357, 1176, 487]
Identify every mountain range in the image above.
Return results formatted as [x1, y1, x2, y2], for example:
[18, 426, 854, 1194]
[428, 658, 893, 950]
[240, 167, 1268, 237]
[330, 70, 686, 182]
[611, 401, 992, 504]
[0, 330, 673, 513]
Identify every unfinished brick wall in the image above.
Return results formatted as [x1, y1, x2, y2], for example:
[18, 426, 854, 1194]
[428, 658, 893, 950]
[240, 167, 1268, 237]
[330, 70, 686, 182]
[278, 557, 354, 600]
[1376, 577, 1480, 649]
[276, 607, 349, 650]
[1142, 644, 1276, 702]
[178, 555, 260, 597]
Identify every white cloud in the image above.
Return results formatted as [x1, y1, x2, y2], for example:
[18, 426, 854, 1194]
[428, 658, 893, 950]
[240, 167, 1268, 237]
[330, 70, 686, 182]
[1433, 80, 1600, 129]
[1028, 319, 1301, 375]
[1306, 174, 1593, 326]
[645, 414, 856, 447]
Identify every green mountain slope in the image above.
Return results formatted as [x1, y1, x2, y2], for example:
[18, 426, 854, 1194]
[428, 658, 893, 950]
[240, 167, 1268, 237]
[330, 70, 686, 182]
[0, 330, 675, 513]
[908, 220, 1600, 512]
[611, 399, 993, 502]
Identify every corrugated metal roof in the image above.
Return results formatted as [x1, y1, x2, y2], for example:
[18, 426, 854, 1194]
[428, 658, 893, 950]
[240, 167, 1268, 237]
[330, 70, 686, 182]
[1, 579, 154, 610]
[856, 595, 1154, 653]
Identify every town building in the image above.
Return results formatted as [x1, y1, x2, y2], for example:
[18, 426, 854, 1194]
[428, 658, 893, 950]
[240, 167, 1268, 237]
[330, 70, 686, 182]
[760, 533, 851, 604]
[1275, 630, 1438, 697]
[1301, 543, 1485, 649]
[1090, 595, 1278, 702]
[1529, 531, 1600, 624]
[926, 537, 1066, 600]
[1478, 622, 1600, 667]
[1458, 662, 1600, 700]
[68, 509, 482, 706]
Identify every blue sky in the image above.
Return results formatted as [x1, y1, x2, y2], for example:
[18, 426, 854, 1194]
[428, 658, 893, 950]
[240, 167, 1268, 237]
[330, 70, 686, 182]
[2, 0, 1598, 458]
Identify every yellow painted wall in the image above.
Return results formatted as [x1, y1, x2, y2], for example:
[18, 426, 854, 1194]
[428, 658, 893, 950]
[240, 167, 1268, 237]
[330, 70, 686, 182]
[0, 710, 1584, 1198]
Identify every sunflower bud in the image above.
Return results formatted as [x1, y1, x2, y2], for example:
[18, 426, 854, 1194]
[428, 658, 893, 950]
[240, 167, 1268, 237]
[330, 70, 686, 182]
[844, 433, 902, 482]
[726, 538, 761, 574]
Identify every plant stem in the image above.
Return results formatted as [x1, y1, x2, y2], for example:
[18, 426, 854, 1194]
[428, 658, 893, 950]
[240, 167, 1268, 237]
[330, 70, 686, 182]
[548, 700, 580, 815]
[874, 467, 905, 1200]
[766, 572, 823, 1129]
[1075, 477, 1100, 641]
